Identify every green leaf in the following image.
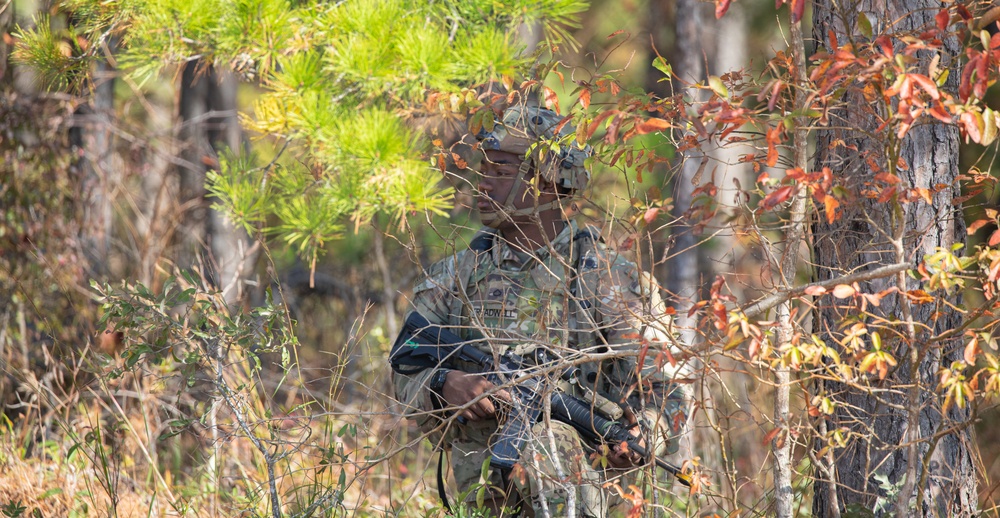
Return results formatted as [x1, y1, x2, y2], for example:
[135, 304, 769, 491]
[858, 12, 873, 39]
[652, 56, 672, 78]
[709, 76, 729, 99]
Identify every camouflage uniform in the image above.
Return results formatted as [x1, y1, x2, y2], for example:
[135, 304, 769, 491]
[394, 221, 690, 517]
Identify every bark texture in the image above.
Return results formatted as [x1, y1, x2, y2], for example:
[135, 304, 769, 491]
[811, 2, 977, 516]
[177, 63, 256, 307]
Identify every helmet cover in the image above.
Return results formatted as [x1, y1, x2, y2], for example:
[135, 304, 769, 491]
[475, 103, 591, 192]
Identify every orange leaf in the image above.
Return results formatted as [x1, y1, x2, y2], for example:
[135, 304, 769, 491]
[832, 284, 856, 298]
[874, 172, 901, 184]
[579, 89, 591, 109]
[824, 195, 840, 224]
[762, 427, 782, 446]
[905, 289, 934, 303]
[543, 87, 560, 113]
[766, 124, 783, 167]
[451, 153, 468, 169]
[967, 218, 991, 235]
[929, 101, 952, 124]
[965, 336, 979, 365]
[636, 117, 672, 135]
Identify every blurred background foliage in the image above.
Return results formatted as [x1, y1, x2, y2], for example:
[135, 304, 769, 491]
[4, 0, 998, 516]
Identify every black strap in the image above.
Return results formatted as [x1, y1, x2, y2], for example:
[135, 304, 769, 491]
[438, 449, 452, 513]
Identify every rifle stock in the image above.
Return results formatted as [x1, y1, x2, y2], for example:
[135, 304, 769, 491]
[390, 312, 692, 487]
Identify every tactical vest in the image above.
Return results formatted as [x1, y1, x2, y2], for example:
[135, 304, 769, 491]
[447, 227, 609, 397]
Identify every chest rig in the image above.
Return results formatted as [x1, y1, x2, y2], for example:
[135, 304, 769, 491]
[447, 227, 607, 393]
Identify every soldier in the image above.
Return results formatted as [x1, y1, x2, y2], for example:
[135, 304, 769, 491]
[393, 95, 690, 517]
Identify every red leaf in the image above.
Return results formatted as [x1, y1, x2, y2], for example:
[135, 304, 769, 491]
[936, 8, 950, 32]
[790, 0, 805, 23]
[875, 35, 894, 58]
[877, 186, 897, 204]
[962, 111, 982, 143]
[761, 185, 794, 210]
[989, 229, 1000, 246]
[636, 117, 672, 135]
[909, 74, 940, 100]
[644, 207, 660, 225]
[715, 0, 732, 19]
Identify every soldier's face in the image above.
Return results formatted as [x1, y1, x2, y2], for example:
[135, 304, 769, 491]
[477, 150, 525, 219]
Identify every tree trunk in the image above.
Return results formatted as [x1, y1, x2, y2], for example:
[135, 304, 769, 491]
[177, 63, 256, 308]
[668, 0, 706, 340]
[811, 2, 977, 516]
[0, 0, 12, 86]
[77, 40, 117, 280]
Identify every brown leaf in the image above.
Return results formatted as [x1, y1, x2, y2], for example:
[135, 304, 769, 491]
[832, 284, 856, 298]
[452, 153, 468, 170]
[579, 89, 591, 109]
[804, 286, 827, 296]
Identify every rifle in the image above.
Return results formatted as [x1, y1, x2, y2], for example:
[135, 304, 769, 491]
[391, 312, 692, 487]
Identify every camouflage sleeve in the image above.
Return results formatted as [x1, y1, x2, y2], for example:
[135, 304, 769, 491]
[392, 253, 464, 435]
[580, 252, 691, 455]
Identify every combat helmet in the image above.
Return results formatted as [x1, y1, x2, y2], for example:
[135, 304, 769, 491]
[475, 102, 592, 192]
[472, 100, 592, 227]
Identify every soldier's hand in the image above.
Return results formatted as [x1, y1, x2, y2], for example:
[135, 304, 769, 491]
[442, 371, 512, 421]
[607, 408, 646, 469]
